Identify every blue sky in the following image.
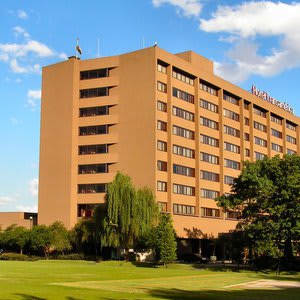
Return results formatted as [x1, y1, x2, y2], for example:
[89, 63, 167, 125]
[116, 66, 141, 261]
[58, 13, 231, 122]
[1, 0, 300, 212]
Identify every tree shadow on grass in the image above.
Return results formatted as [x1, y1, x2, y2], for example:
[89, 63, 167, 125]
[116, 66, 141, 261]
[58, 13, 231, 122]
[14, 294, 47, 300]
[145, 287, 300, 300]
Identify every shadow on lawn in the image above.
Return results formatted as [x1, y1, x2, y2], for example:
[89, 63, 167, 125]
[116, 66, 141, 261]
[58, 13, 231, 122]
[14, 295, 84, 300]
[103, 287, 300, 300]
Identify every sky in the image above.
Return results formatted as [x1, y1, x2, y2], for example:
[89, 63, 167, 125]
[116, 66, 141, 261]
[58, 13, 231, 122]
[1, 0, 300, 212]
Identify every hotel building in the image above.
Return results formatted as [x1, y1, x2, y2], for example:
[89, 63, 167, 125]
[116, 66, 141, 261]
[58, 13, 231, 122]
[38, 47, 300, 253]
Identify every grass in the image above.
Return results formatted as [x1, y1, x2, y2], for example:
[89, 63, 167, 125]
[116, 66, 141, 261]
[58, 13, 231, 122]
[0, 260, 299, 299]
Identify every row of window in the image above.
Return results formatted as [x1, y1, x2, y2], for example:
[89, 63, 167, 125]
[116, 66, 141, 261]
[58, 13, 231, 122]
[79, 106, 109, 117]
[173, 106, 194, 122]
[173, 87, 194, 104]
[172, 68, 195, 86]
[80, 68, 109, 80]
[78, 164, 109, 174]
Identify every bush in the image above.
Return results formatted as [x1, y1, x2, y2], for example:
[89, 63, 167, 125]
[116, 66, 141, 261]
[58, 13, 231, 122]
[0, 253, 30, 261]
[56, 253, 84, 260]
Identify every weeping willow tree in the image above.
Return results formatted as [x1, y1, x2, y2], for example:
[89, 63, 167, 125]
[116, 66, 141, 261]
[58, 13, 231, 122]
[101, 172, 158, 252]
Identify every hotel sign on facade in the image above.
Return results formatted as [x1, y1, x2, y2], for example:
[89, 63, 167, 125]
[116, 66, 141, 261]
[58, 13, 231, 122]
[251, 85, 294, 114]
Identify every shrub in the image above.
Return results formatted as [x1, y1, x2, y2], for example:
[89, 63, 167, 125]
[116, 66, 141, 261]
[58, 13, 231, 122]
[56, 253, 84, 260]
[0, 253, 29, 261]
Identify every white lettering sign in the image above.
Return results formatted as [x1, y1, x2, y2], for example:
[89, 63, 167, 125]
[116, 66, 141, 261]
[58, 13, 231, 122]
[251, 85, 294, 114]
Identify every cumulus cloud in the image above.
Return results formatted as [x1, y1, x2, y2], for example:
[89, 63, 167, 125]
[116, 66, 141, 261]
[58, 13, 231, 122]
[29, 178, 38, 197]
[0, 196, 15, 205]
[10, 117, 22, 126]
[16, 204, 38, 213]
[17, 10, 28, 19]
[200, 1, 300, 82]
[58, 52, 68, 60]
[26, 89, 41, 109]
[152, 0, 202, 18]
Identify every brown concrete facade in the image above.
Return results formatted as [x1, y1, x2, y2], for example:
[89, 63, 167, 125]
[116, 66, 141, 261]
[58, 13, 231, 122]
[39, 47, 300, 239]
[0, 212, 37, 230]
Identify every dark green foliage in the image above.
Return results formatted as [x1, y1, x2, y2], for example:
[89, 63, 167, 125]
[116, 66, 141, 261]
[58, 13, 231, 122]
[154, 213, 177, 265]
[56, 253, 84, 260]
[49, 221, 71, 254]
[216, 155, 300, 270]
[0, 253, 31, 261]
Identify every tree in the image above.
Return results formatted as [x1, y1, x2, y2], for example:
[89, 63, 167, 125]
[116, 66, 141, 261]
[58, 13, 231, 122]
[216, 155, 300, 271]
[28, 225, 53, 258]
[0, 225, 29, 254]
[49, 221, 71, 254]
[101, 172, 158, 256]
[154, 213, 177, 266]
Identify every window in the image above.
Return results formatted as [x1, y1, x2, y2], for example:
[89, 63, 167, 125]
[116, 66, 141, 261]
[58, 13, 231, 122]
[271, 114, 282, 125]
[286, 121, 297, 131]
[79, 144, 108, 155]
[254, 136, 267, 147]
[226, 211, 241, 220]
[253, 106, 266, 118]
[224, 125, 240, 138]
[200, 152, 219, 165]
[200, 117, 218, 130]
[157, 120, 167, 132]
[244, 117, 250, 126]
[80, 68, 109, 80]
[199, 80, 218, 96]
[157, 181, 167, 192]
[172, 67, 194, 85]
[287, 149, 296, 155]
[244, 101, 250, 110]
[271, 129, 282, 139]
[157, 140, 167, 152]
[173, 164, 195, 177]
[255, 151, 267, 160]
[79, 106, 109, 117]
[173, 145, 195, 158]
[201, 170, 219, 182]
[173, 204, 195, 215]
[224, 175, 235, 185]
[157, 101, 167, 112]
[223, 93, 239, 105]
[157, 160, 167, 171]
[254, 121, 267, 132]
[200, 134, 219, 147]
[78, 184, 106, 194]
[173, 184, 195, 196]
[173, 106, 194, 122]
[272, 143, 283, 153]
[80, 87, 108, 98]
[245, 148, 250, 157]
[201, 189, 219, 199]
[224, 159, 240, 170]
[224, 142, 240, 153]
[200, 99, 218, 113]
[244, 133, 250, 141]
[157, 81, 167, 93]
[287, 135, 296, 144]
[78, 164, 108, 174]
[79, 125, 108, 136]
[201, 207, 220, 218]
[78, 204, 98, 218]
[173, 125, 194, 140]
[223, 108, 239, 122]
[158, 202, 167, 212]
[157, 60, 168, 73]
[172, 87, 194, 104]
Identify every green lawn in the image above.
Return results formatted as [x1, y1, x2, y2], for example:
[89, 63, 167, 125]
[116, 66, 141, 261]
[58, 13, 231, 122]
[0, 260, 299, 299]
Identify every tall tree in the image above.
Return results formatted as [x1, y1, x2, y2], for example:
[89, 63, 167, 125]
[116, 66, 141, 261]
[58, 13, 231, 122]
[0, 225, 28, 254]
[101, 172, 158, 254]
[216, 154, 300, 270]
[49, 221, 71, 254]
[154, 213, 177, 266]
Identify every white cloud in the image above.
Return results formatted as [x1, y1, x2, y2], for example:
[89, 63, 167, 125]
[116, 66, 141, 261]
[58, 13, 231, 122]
[58, 52, 68, 60]
[10, 59, 40, 74]
[10, 117, 22, 126]
[152, 0, 202, 18]
[26, 89, 41, 109]
[13, 26, 30, 39]
[16, 204, 37, 213]
[17, 10, 28, 20]
[0, 196, 15, 205]
[29, 178, 38, 197]
[199, 1, 300, 83]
